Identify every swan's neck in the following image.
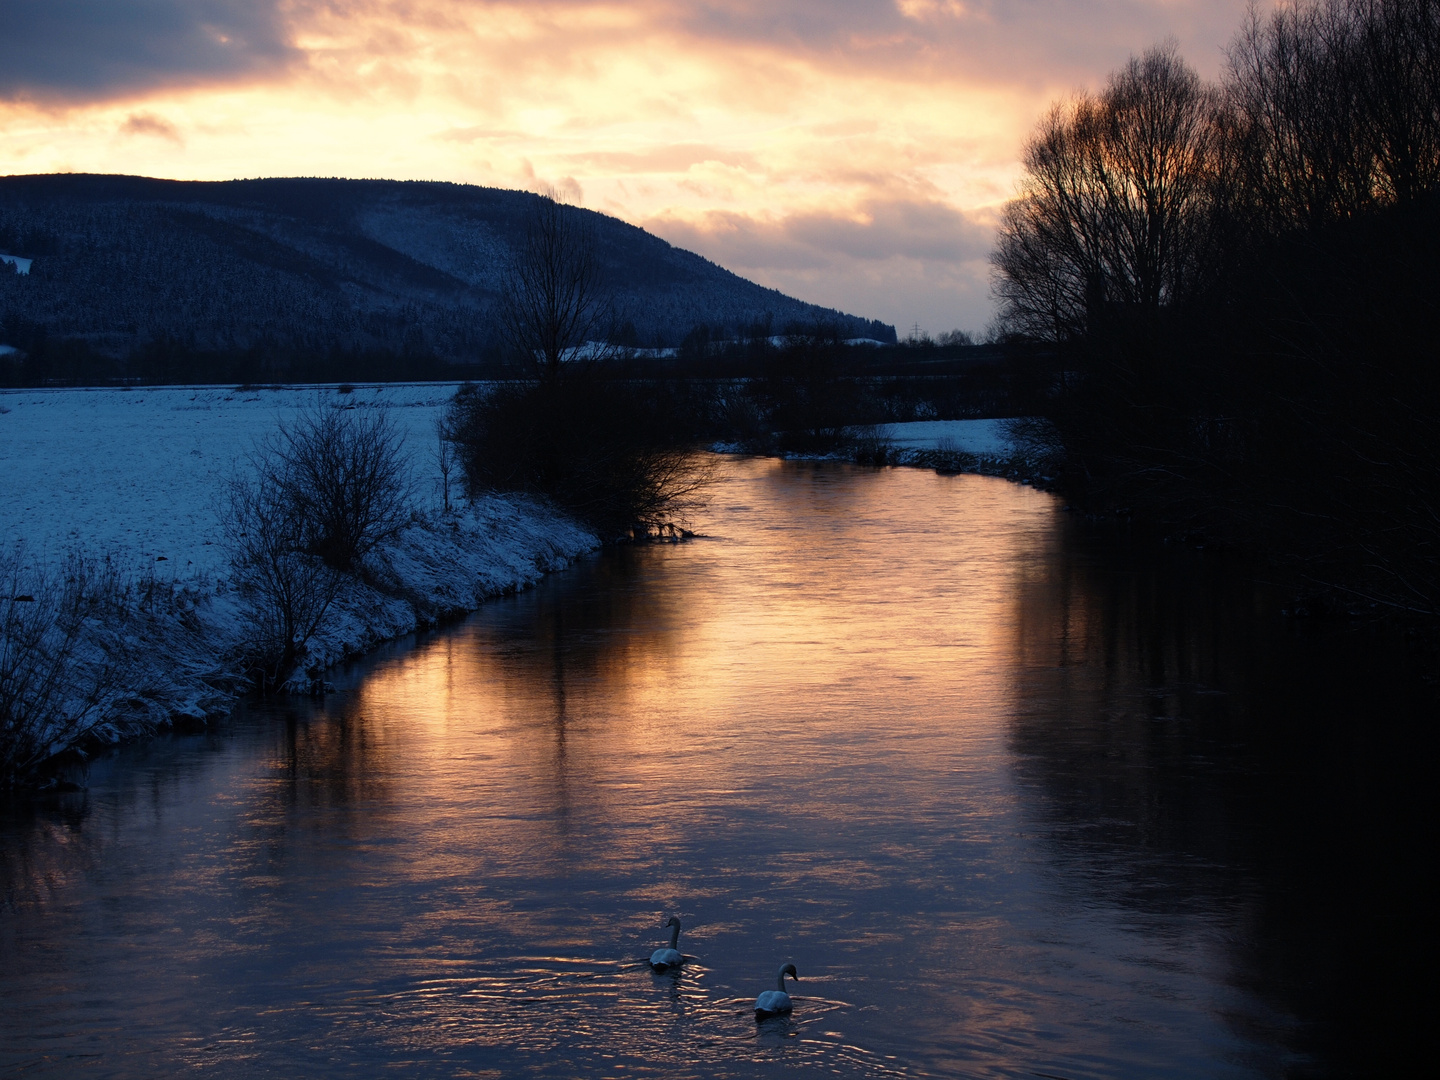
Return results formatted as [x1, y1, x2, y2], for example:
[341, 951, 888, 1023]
[669, 924, 680, 950]
[776, 971, 789, 992]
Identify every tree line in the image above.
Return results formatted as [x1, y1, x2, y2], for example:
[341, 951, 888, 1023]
[993, 0, 1440, 615]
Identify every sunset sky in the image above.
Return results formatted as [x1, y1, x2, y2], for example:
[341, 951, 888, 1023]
[1, 1, 1264, 335]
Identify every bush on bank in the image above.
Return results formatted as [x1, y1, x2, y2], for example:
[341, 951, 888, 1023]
[224, 405, 414, 690]
[446, 373, 714, 540]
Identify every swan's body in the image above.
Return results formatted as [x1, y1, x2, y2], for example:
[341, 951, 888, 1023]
[754, 963, 798, 1019]
[649, 916, 684, 971]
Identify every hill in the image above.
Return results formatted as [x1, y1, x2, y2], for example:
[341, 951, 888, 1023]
[0, 174, 894, 382]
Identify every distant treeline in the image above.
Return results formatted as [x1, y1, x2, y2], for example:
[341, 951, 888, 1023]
[0, 312, 981, 390]
[992, 0, 1440, 616]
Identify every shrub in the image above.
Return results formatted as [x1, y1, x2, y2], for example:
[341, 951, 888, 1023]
[264, 404, 412, 572]
[0, 549, 123, 788]
[223, 468, 342, 691]
[849, 424, 896, 466]
[224, 404, 411, 689]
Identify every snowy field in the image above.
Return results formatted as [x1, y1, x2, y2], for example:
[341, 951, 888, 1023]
[1, 383, 463, 576]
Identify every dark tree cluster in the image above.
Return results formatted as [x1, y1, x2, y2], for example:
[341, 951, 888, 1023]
[993, 0, 1440, 614]
[447, 375, 714, 540]
[445, 194, 958, 540]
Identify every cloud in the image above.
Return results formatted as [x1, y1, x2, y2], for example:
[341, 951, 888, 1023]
[613, 0, 1259, 83]
[0, 0, 1276, 331]
[559, 144, 762, 176]
[649, 199, 994, 269]
[0, 0, 297, 101]
[645, 198, 1000, 333]
[893, 0, 983, 24]
[119, 112, 184, 144]
[0, 2, 1266, 106]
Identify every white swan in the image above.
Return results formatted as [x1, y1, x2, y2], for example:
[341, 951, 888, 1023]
[649, 916, 684, 971]
[754, 963, 798, 1019]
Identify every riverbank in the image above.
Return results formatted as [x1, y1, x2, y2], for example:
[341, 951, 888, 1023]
[1, 384, 597, 781]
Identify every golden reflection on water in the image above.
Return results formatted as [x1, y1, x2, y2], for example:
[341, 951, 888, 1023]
[355, 456, 1060, 778]
[1, 456, 1350, 1079]
[318, 459, 1065, 941]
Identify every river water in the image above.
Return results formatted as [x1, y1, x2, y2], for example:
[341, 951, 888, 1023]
[1, 458, 1427, 1078]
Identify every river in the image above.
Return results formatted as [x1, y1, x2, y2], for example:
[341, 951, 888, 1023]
[0, 458, 1426, 1078]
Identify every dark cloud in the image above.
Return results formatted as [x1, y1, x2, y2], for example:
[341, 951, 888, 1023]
[0, 1, 1265, 106]
[646, 201, 1000, 336]
[0, 1, 298, 101]
[644, 198, 1003, 332]
[647, 0, 1259, 83]
[786, 200, 996, 263]
[119, 112, 183, 144]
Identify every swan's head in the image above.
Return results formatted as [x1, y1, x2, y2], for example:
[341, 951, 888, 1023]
[780, 963, 799, 980]
[665, 916, 682, 930]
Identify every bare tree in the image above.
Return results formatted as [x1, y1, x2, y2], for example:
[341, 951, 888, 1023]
[435, 413, 458, 514]
[1226, 0, 1440, 231]
[497, 189, 616, 377]
[1358, 0, 1440, 205]
[936, 329, 976, 346]
[992, 43, 1223, 340]
[988, 3, 1440, 615]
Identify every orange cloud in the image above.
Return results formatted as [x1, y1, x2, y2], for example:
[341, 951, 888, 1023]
[0, 0, 1272, 331]
[894, 0, 982, 23]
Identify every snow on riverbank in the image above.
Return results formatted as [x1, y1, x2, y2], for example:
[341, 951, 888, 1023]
[882, 419, 1018, 457]
[1, 384, 598, 765]
[867, 418, 1053, 486]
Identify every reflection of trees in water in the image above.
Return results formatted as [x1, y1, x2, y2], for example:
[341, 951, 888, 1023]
[490, 544, 698, 686]
[262, 698, 394, 814]
[0, 794, 96, 914]
[1006, 522, 1429, 1074]
[1, 722, 284, 916]
[487, 545, 699, 849]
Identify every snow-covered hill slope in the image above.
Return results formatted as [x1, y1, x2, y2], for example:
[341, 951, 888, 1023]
[0, 175, 895, 365]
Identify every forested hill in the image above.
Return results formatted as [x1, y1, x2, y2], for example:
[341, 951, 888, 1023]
[0, 174, 894, 381]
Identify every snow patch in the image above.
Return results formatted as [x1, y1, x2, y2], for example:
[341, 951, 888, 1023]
[882, 419, 1018, 457]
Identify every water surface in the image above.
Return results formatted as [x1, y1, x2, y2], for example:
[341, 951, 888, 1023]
[2, 458, 1426, 1078]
